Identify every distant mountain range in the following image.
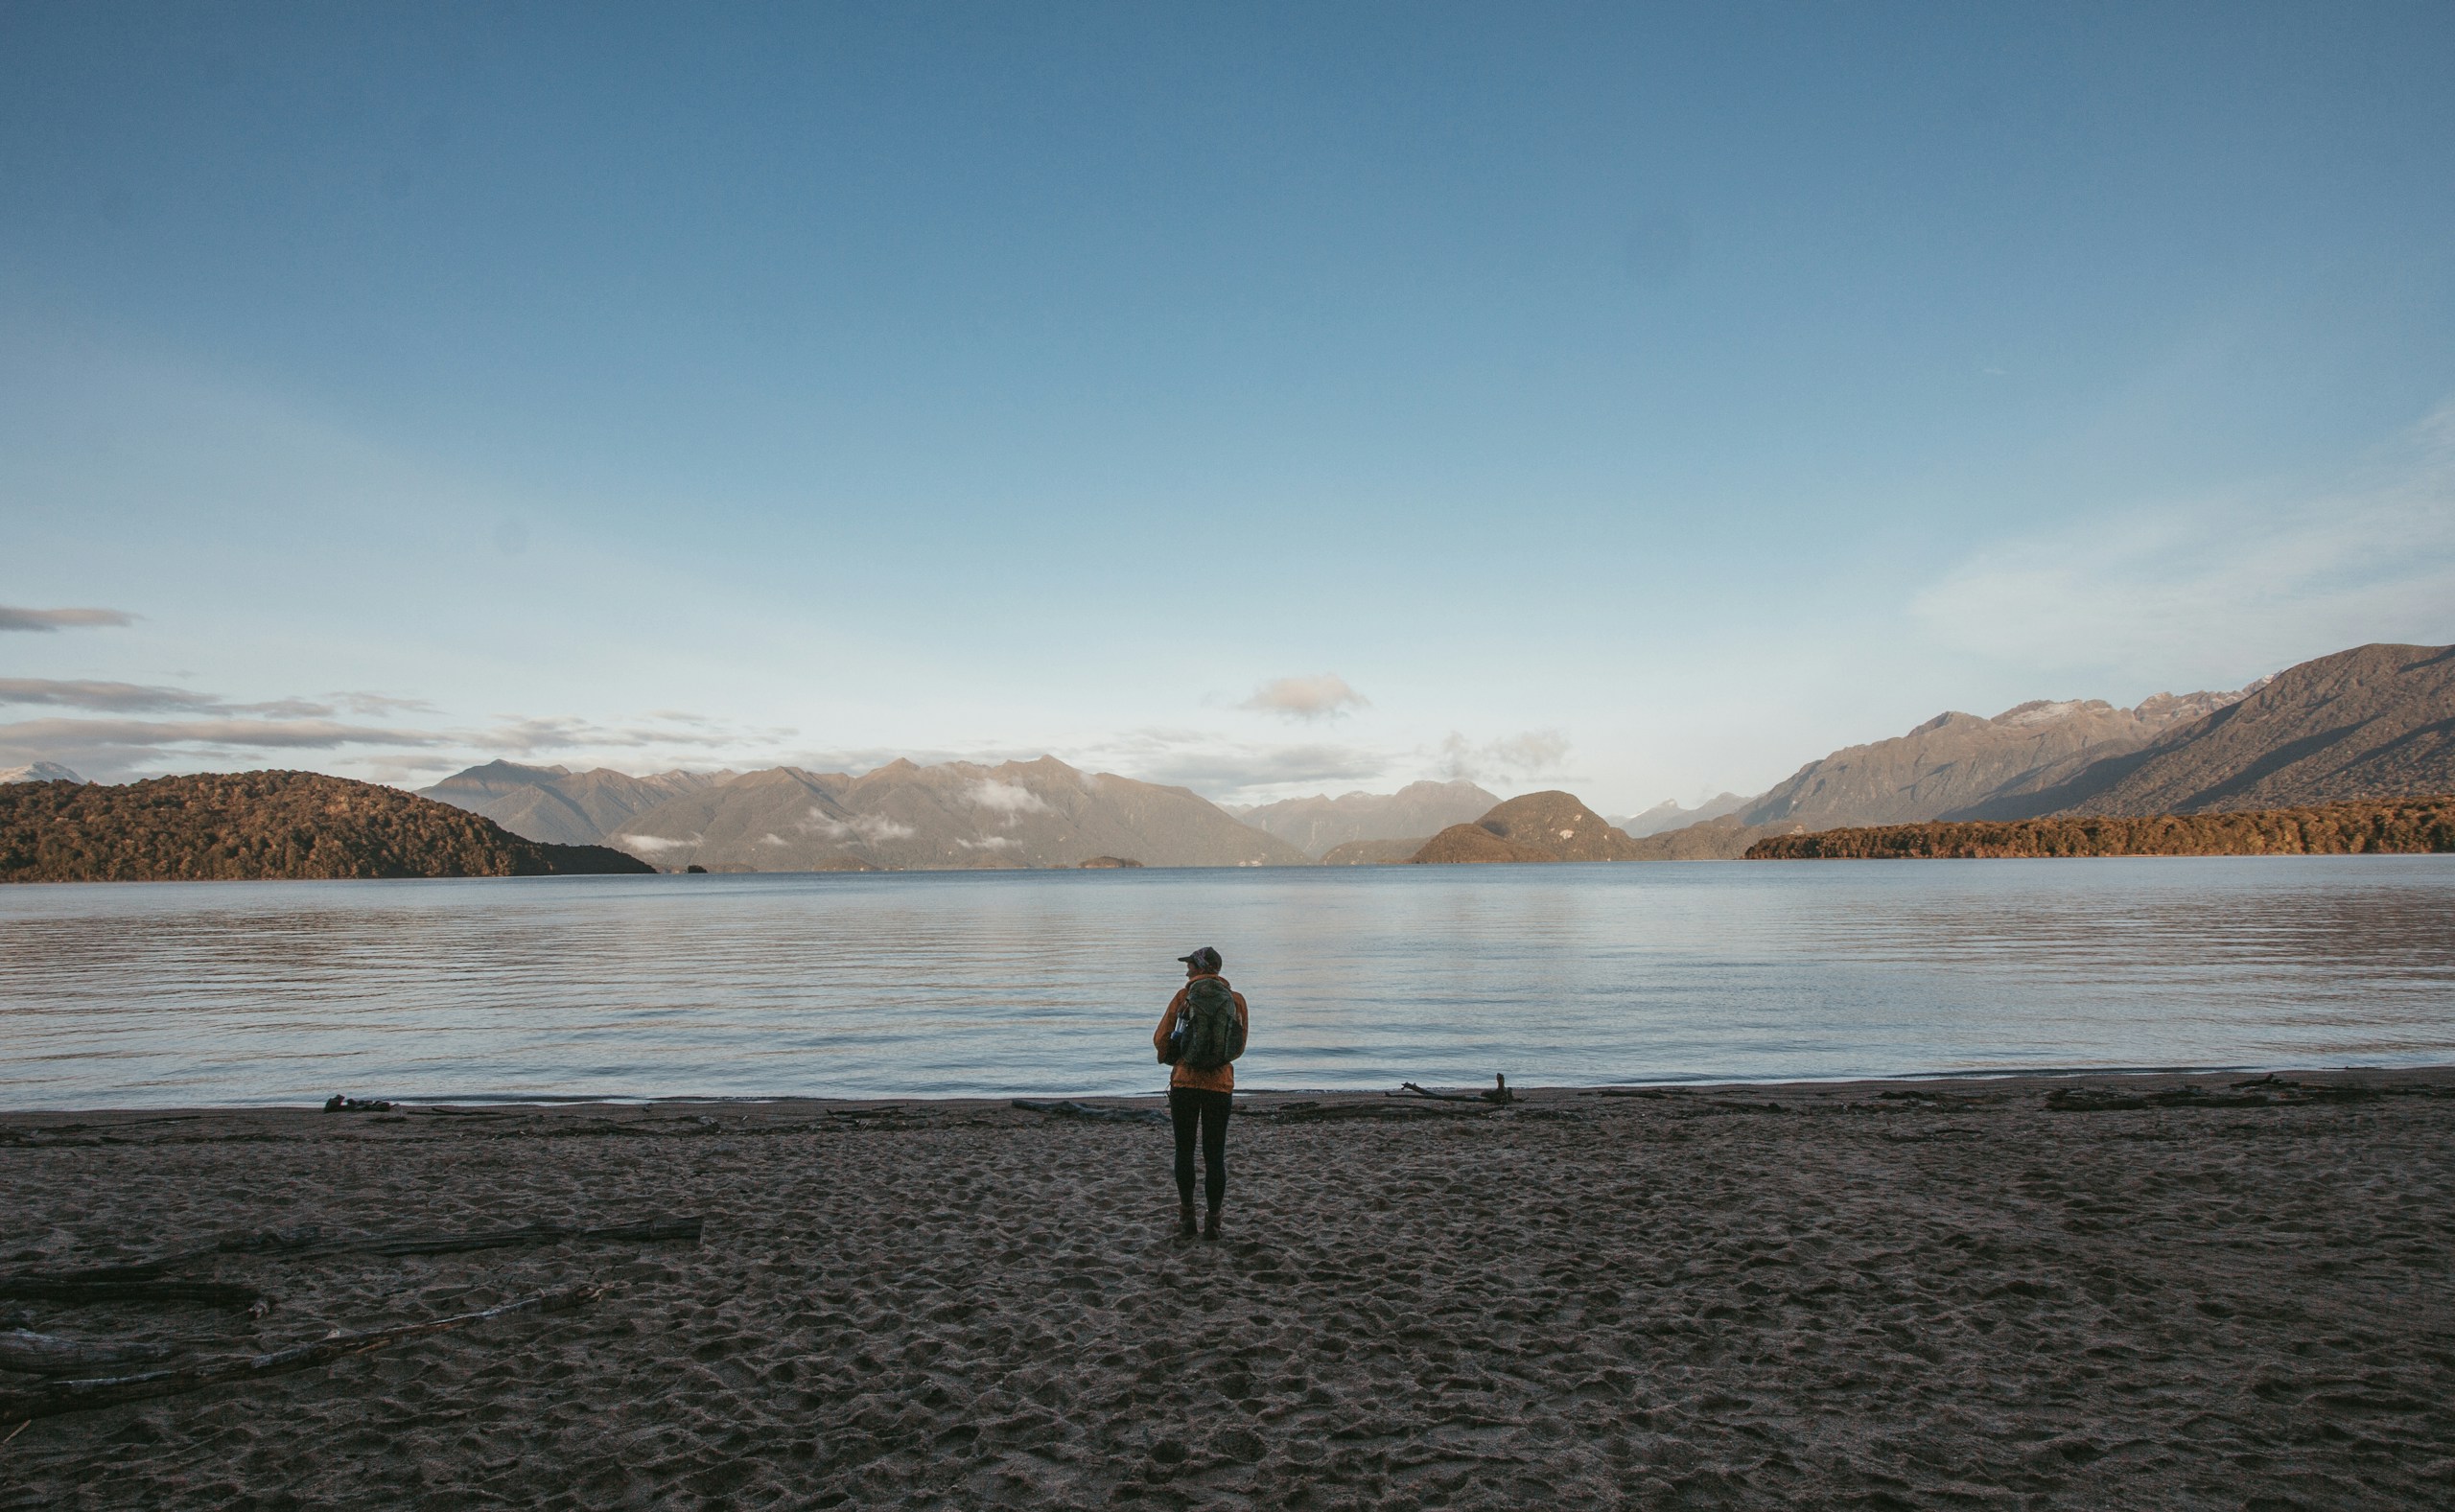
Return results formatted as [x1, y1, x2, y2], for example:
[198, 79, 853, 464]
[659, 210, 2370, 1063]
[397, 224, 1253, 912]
[1610, 793, 1748, 837]
[1951, 642, 2455, 820]
[1229, 780, 1499, 858]
[1, 762, 84, 784]
[419, 761, 733, 846]
[403, 640, 2455, 872]
[426, 756, 1304, 871]
[1733, 687, 2253, 831]
[15, 640, 2439, 882]
[1637, 641, 2454, 857]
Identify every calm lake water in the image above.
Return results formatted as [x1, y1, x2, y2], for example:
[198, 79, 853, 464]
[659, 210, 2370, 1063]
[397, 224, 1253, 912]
[3, 858, 2452, 1109]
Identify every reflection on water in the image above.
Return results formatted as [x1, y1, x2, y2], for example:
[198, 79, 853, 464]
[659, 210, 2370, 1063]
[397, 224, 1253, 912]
[2, 857, 2450, 1108]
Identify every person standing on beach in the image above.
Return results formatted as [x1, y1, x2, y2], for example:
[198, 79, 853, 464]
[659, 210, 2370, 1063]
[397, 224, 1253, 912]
[1154, 945, 1248, 1241]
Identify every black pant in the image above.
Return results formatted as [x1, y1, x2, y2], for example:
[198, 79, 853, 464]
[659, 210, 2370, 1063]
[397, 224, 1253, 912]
[1169, 1087, 1232, 1209]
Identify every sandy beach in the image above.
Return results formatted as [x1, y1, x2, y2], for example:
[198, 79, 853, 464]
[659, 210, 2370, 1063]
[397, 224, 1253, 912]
[4, 1069, 2451, 1510]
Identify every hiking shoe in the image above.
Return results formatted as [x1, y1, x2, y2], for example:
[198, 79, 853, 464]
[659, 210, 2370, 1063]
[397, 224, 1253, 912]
[1178, 1201, 1198, 1241]
[1203, 1208, 1221, 1242]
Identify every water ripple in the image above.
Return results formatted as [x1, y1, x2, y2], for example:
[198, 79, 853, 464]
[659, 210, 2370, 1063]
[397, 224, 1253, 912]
[1, 858, 2450, 1107]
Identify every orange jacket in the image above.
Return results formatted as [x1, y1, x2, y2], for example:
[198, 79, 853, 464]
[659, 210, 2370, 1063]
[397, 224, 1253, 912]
[1154, 974, 1249, 1093]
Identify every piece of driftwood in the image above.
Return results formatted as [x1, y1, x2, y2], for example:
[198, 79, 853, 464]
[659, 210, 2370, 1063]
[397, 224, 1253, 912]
[1011, 1099, 1168, 1126]
[2046, 1084, 2274, 1112]
[0, 1280, 261, 1309]
[0, 1283, 602, 1421]
[1272, 1102, 1485, 1123]
[1391, 1075, 1515, 1105]
[253, 1217, 701, 1264]
[0, 1330, 183, 1377]
[10, 1218, 704, 1290]
[6, 1263, 166, 1285]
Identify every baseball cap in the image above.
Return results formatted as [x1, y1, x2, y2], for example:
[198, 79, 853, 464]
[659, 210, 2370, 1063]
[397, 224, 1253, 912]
[1176, 945, 1223, 973]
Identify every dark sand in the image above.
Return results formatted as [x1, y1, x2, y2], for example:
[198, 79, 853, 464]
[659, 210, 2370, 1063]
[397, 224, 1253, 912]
[3, 1069, 2452, 1509]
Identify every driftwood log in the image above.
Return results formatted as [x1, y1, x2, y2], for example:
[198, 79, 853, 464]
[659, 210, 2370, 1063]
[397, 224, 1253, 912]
[0, 1283, 603, 1421]
[208, 1217, 702, 1265]
[1271, 1102, 1485, 1123]
[6, 1217, 704, 1291]
[0, 1330, 183, 1377]
[1391, 1075, 1514, 1105]
[0, 1280, 261, 1309]
[1011, 1100, 1168, 1126]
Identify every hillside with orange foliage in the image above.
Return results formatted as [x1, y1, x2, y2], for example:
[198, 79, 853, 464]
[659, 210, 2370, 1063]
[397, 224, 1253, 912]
[1744, 796, 2455, 860]
[0, 771, 653, 882]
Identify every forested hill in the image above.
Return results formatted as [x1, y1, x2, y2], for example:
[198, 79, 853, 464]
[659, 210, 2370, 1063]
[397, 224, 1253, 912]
[1744, 796, 2455, 860]
[0, 772, 654, 882]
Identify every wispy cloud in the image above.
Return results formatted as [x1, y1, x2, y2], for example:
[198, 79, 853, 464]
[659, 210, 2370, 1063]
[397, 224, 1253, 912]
[1912, 397, 2455, 681]
[0, 716, 459, 775]
[0, 679, 227, 713]
[1084, 728, 1393, 798]
[0, 678, 333, 716]
[1435, 731, 1571, 785]
[1238, 673, 1370, 721]
[479, 714, 792, 756]
[0, 605, 137, 633]
[327, 690, 438, 716]
[0, 677, 807, 782]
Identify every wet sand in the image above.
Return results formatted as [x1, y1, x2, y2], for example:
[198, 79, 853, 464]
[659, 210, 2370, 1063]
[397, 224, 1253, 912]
[3, 1068, 2451, 1509]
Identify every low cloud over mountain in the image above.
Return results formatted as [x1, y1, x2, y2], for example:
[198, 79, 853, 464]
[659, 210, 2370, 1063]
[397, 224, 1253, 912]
[1235, 779, 1500, 859]
[1433, 731, 1571, 786]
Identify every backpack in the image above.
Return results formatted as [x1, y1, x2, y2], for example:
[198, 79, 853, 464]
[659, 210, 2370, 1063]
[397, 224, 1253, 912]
[1173, 977, 1244, 1072]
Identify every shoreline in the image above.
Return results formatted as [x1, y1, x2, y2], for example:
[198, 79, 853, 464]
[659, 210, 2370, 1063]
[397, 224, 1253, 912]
[7, 1061, 2453, 1120]
[10, 845, 2455, 888]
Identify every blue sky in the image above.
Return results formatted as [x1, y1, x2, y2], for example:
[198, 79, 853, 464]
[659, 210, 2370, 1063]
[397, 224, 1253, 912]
[5, 2, 2452, 808]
